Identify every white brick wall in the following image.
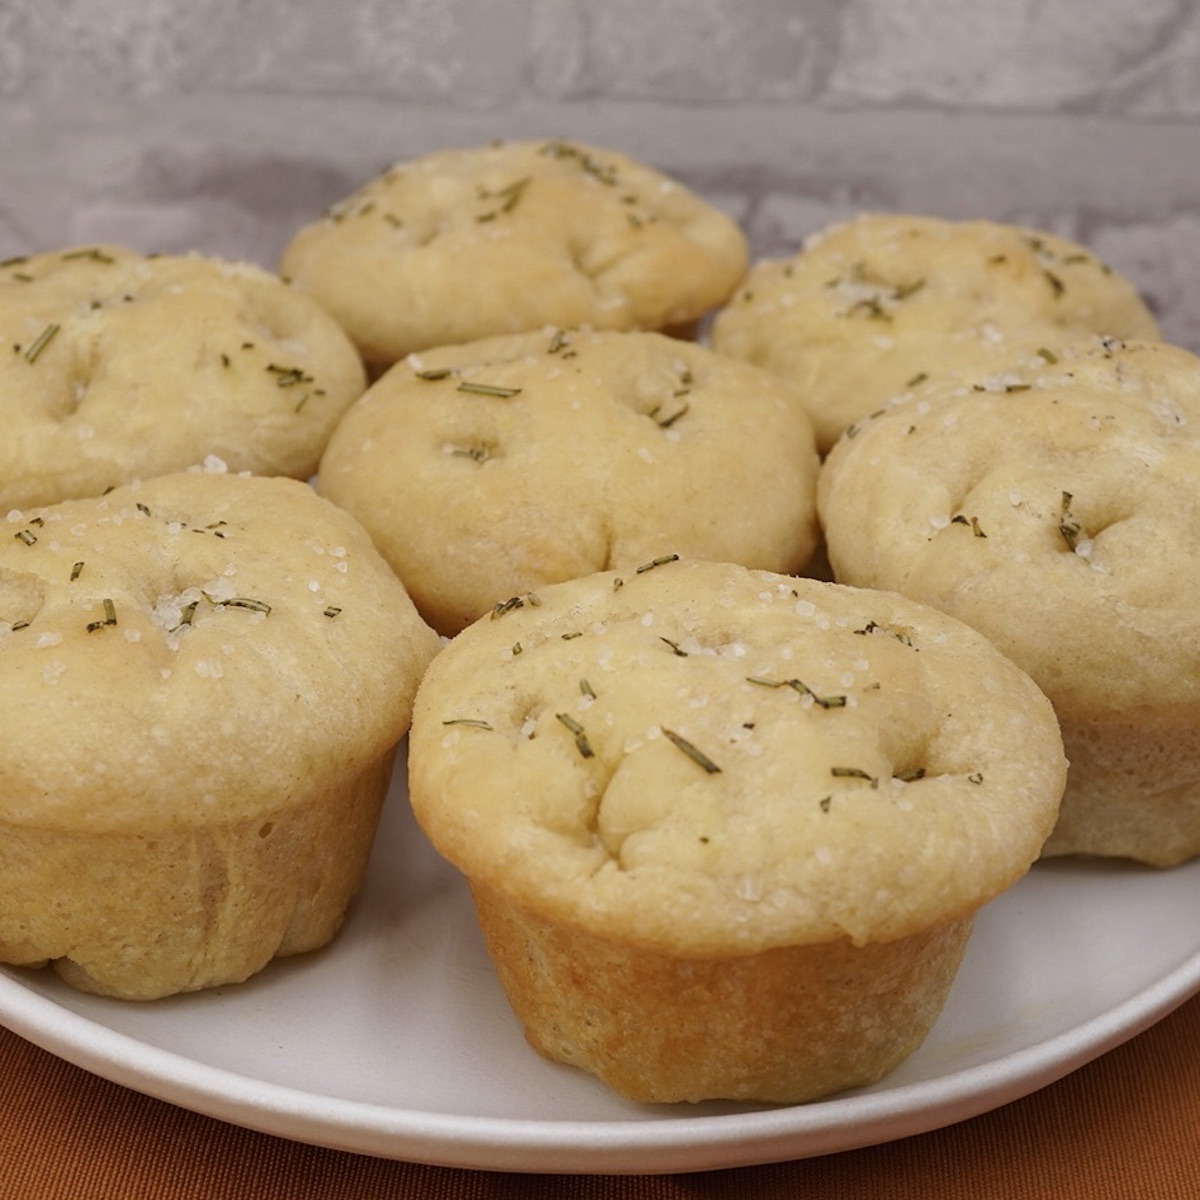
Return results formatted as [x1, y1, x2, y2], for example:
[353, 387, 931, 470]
[2, 0, 1199, 346]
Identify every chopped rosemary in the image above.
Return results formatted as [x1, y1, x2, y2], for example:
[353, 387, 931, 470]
[951, 515, 987, 537]
[70, 561, 84, 581]
[579, 677, 595, 698]
[170, 600, 199, 633]
[457, 380, 522, 398]
[1036, 347, 1058, 364]
[746, 676, 846, 708]
[415, 367, 454, 381]
[555, 712, 594, 758]
[323, 606, 342, 618]
[846, 297, 891, 321]
[86, 598, 118, 632]
[538, 140, 619, 186]
[893, 278, 926, 300]
[266, 364, 314, 388]
[854, 621, 913, 647]
[221, 597, 272, 615]
[547, 328, 569, 354]
[13, 529, 36, 546]
[24, 323, 60, 363]
[968, 771, 984, 784]
[1058, 491, 1082, 551]
[906, 371, 929, 388]
[660, 637, 687, 657]
[1043, 269, 1065, 297]
[819, 795, 832, 813]
[61, 247, 115, 263]
[831, 766, 877, 786]
[635, 553, 679, 574]
[491, 595, 524, 618]
[489, 175, 532, 214]
[442, 718, 493, 730]
[894, 767, 927, 782]
[661, 728, 721, 774]
[654, 401, 689, 429]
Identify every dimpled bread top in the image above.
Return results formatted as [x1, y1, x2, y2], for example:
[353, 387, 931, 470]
[407, 559, 1065, 955]
[818, 339, 1200, 722]
[0, 469, 440, 833]
[317, 328, 821, 635]
[279, 140, 749, 369]
[710, 214, 1160, 452]
[0, 246, 367, 510]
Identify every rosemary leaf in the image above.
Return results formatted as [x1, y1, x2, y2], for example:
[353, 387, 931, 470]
[457, 380, 522, 399]
[661, 728, 721, 774]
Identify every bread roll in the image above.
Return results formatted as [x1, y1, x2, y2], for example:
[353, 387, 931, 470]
[281, 140, 747, 369]
[408, 558, 1065, 1102]
[0, 469, 440, 998]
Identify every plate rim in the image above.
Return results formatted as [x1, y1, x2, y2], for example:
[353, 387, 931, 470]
[3, 939, 1199, 1175]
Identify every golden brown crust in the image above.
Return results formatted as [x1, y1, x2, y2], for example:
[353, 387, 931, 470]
[280, 140, 748, 369]
[711, 214, 1159, 452]
[470, 881, 973, 1105]
[318, 329, 820, 634]
[2, 754, 393, 1000]
[0, 246, 366, 510]
[1045, 714, 1200, 867]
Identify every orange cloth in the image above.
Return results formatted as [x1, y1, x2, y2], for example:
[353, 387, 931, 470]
[2, 992, 1198, 1199]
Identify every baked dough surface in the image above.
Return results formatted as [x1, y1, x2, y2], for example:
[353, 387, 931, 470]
[818, 338, 1200, 865]
[818, 339, 1200, 720]
[280, 140, 748, 368]
[0, 469, 440, 997]
[318, 329, 820, 634]
[0, 246, 366, 510]
[408, 558, 1066, 955]
[711, 214, 1160, 452]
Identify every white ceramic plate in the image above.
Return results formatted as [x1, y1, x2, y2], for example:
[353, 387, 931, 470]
[2, 743, 1198, 1175]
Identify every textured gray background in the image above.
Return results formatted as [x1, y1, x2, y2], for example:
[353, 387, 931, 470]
[2, 0, 1199, 347]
